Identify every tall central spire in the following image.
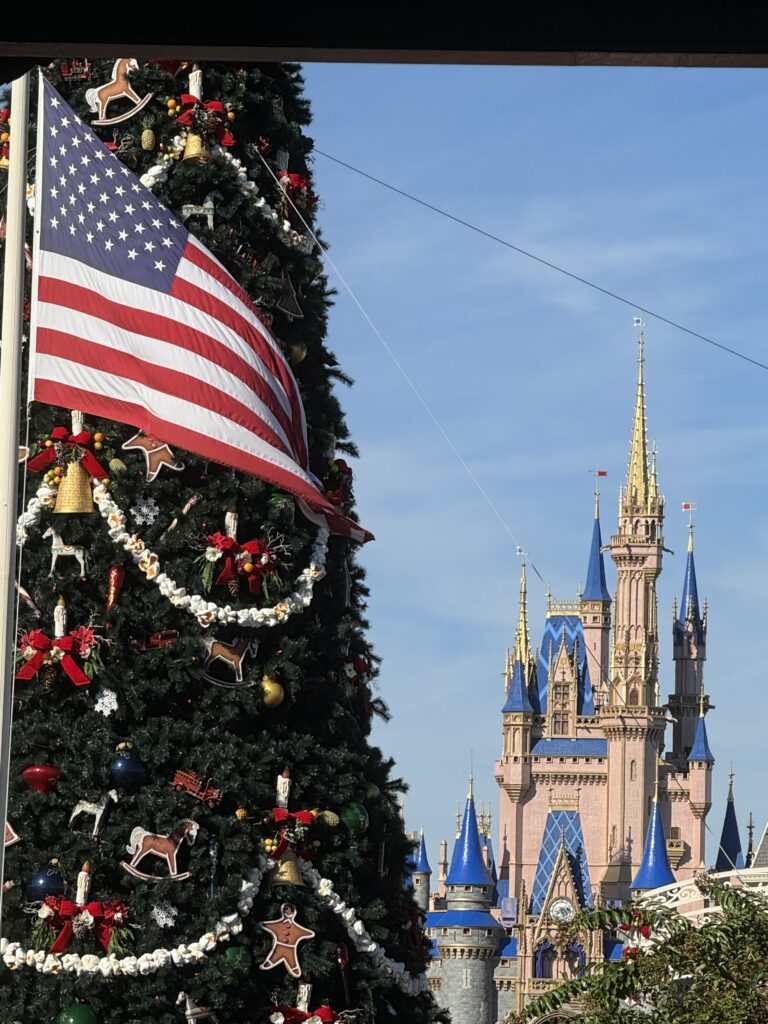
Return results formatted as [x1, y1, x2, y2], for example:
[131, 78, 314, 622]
[626, 331, 649, 508]
[514, 561, 532, 667]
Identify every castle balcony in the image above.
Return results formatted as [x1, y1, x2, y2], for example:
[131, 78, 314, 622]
[666, 838, 685, 869]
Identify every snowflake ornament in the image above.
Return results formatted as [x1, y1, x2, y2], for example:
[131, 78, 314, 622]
[151, 903, 178, 928]
[94, 689, 118, 717]
[130, 497, 160, 526]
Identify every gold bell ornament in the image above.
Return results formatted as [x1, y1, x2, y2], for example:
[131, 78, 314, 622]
[269, 846, 305, 887]
[182, 132, 211, 166]
[54, 460, 95, 514]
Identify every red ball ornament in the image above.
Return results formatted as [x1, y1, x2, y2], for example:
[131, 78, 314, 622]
[22, 764, 63, 793]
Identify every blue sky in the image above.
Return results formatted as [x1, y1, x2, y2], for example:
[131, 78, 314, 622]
[302, 62, 768, 870]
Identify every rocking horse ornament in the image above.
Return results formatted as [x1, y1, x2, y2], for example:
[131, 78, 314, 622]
[86, 58, 154, 126]
[121, 819, 199, 881]
[177, 991, 219, 1023]
[69, 789, 119, 839]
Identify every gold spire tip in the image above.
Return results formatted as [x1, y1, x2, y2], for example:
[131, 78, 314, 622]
[688, 521, 694, 553]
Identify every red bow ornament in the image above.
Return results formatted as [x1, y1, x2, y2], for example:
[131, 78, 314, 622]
[271, 1008, 339, 1024]
[17, 628, 96, 687]
[207, 533, 277, 595]
[27, 426, 108, 479]
[40, 895, 130, 954]
[268, 807, 316, 858]
[176, 95, 234, 146]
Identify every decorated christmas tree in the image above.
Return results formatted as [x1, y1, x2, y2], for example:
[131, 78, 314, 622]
[0, 58, 439, 1024]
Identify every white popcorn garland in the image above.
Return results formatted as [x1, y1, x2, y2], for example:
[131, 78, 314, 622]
[298, 858, 428, 997]
[1, 855, 427, 996]
[139, 137, 314, 253]
[16, 482, 329, 630]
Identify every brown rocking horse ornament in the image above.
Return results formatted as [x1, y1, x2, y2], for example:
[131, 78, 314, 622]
[86, 58, 154, 126]
[121, 819, 199, 881]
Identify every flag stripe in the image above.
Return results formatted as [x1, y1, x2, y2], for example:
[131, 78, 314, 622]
[36, 378, 340, 511]
[174, 244, 308, 462]
[36, 327, 295, 460]
[34, 356, 321, 487]
[38, 250, 300, 446]
[37, 278, 296, 454]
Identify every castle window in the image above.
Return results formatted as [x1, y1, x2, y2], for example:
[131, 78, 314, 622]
[630, 760, 637, 781]
[552, 712, 569, 735]
[670, 826, 681, 840]
[442, 928, 449, 935]
[462, 968, 471, 989]
[553, 683, 569, 704]
[462, 928, 471, 935]
[629, 688, 639, 706]
[464, 886, 472, 892]
[486, 930, 493, 936]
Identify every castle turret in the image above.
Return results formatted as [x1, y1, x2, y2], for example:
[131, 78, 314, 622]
[580, 489, 611, 708]
[631, 776, 675, 892]
[688, 691, 713, 832]
[496, 562, 536, 905]
[601, 329, 668, 900]
[715, 771, 744, 871]
[670, 523, 708, 761]
[411, 830, 432, 913]
[426, 780, 502, 1024]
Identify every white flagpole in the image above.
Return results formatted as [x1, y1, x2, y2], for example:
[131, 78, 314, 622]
[0, 71, 30, 927]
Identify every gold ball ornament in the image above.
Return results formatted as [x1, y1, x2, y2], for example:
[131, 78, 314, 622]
[235, 807, 248, 822]
[94, 441, 103, 451]
[243, 561, 254, 573]
[93, 432, 104, 442]
[289, 341, 308, 365]
[317, 810, 340, 828]
[227, 110, 236, 122]
[260, 676, 285, 708]
[167, 98, 177, 109]
[44, 439, 53, 448]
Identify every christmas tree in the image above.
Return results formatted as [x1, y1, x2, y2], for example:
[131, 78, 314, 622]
[0, 59, 439, 1024]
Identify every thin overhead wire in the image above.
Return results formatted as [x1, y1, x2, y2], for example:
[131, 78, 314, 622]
[314, 149, 768, 374]
[257, 151, 548, 584]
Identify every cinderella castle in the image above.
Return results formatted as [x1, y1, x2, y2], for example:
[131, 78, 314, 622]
[411, 333, 746, 1022]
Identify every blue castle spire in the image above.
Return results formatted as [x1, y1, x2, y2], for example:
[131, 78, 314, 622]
[688, 693, 714, 763]
[446, 778, 492, 887]
[502, 561, 534, 713]
[631, 779, 675, 891]
[715, 771, 744, 871]
[414, 830, 431, 874]
[678, 524, 703, 639]
[582, 492, 610, 601]
[502, 655, 534, 713]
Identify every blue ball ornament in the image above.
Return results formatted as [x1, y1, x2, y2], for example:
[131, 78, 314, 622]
[109, 743, 148, 790]
[25, 860, 65, 901]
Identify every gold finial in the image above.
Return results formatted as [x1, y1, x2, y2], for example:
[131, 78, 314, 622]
[699, 686, 706, 718]
[514, 559, 532, 667]
[688, 521, 694, 553]
[468, 751, 474, 800]
[626, 321, 650, 510]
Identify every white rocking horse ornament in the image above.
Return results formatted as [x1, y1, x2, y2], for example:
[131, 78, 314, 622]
[121, 819, 199, 881]
[86, 58, 154, 126]
[69, 789, 119, 839]
[43, 526, 88, 579]
[177, 991, 219, 1023]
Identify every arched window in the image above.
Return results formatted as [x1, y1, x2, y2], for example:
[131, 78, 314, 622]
[534, 940, 557, 979]
[628, 688, 639, 707]
[630, 760, 637, 781]
[610, 825, 617, 850]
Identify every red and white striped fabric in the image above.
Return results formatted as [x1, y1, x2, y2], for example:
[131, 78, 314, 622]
[29, 75, 371, 544]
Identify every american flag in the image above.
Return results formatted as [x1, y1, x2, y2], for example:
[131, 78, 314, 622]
[29, 76, 371, 543]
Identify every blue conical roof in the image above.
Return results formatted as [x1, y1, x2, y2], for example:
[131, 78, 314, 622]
[632, 797, 675, 891]
[502, 657, 534, 713]
[446, 794, 492, 886]
[678, 530, 704, 641]
[688, 714, 714, 763]
[414, 831, 431, 874]
[583, 512, 610, 601]
[716, 778, 744, 871]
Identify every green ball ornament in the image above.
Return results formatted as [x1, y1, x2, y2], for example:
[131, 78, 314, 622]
[56, 1005, 98, 1024]
[225, 945, 251, 967]
[341, 801, 369, 834]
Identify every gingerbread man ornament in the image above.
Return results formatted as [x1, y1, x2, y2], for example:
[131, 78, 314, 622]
[259, 902, 315, 978]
